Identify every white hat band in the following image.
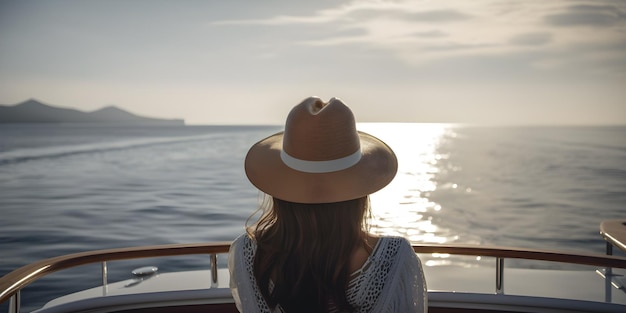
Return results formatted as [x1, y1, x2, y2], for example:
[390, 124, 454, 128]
[280, 149, 362, 173]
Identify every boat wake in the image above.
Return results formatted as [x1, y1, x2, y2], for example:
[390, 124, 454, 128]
[0, 133, 222, 165]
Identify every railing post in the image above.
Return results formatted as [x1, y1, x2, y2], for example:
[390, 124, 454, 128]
[210, 253, 218, 288]
[102, 261, 108, 296]
[496, 257, 504, 294]
[8, 290, 20, 313]
[605, 242, 613, 302]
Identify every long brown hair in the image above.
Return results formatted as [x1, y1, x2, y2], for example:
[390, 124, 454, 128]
[247, 195, 371, 312]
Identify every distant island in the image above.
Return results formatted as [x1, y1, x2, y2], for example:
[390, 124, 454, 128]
[0, 99, 185, 125]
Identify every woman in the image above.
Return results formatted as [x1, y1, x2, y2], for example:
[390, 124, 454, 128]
[229, 97, 427, 312]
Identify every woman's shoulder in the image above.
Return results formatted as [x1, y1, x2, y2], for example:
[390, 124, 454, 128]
[375, 235, 413, 249]
[369, 236, 415, 261]
[230, 233, 257, 255]
[364, 236, 421, 283]
[232, 232, 251, 244]
[348, 236, 420, 308]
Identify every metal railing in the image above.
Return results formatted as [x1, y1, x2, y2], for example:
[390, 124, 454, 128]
[1, 242, 231, 312]
[411, 244, 626, 296]
[2, 242, 626, 312]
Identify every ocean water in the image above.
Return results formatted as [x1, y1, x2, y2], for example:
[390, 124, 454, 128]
[1, 123, 625, 311]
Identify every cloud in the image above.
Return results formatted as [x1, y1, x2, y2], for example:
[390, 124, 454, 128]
[344, 7, 471, 22]
[404, 9, 472, 22]
[211, 14, 333, 26]
[265, 1, 624, 78]
[509, 32, 553, 46]
[212, 2, 471, 26]
[413, 30, 448, 38]
[545, 4, 626, 27]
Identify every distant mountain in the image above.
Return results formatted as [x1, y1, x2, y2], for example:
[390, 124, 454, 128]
[0, 99, 184, 125]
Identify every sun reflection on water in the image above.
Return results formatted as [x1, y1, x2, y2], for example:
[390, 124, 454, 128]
[358, 123, 473, 267]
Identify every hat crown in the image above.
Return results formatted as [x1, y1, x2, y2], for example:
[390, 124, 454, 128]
[282, 97, 360, 162]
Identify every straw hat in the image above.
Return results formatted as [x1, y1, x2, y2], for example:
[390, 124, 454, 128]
[244, 97, 398, 204]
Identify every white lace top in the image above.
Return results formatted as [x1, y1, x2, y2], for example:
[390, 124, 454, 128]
[228, 233, 427, 312]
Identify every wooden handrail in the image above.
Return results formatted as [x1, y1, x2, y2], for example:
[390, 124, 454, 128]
[0, 242, 231, 303]
[412, 244, 626, 268]
[2, 242, 626, 304]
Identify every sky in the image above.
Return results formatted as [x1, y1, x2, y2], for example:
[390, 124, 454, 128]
[0, 0, 625, 125]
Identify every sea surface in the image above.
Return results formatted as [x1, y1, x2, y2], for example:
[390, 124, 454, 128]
[1, 123, 625, 311]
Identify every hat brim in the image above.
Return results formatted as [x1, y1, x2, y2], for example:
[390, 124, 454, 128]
[245, 131, 398, 203]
